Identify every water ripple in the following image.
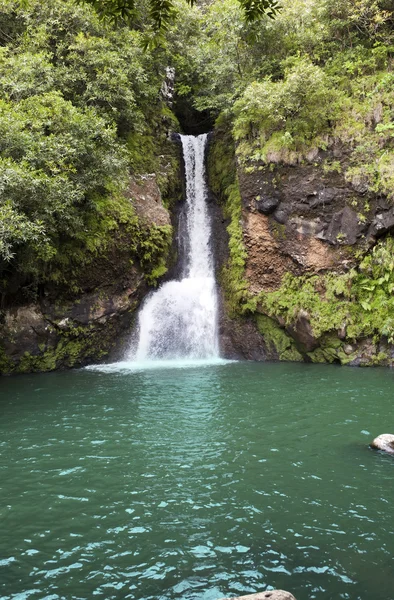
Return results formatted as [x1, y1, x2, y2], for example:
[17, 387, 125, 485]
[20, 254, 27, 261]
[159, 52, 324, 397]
[1, 362, 394, 599]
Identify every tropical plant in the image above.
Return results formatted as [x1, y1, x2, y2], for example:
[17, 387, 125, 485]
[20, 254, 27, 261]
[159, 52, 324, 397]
[81, 0, 281, 30]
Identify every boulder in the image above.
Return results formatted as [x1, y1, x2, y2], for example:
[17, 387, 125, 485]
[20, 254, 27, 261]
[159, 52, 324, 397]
[321, 206, 361, 245]
[368, 210, 394, 238]
[287, 309, 319, 353]
[273, 208, 288, 224]
[343, 344, 354, 356]
[370, 434, 394, 455]
[256, 195, 280, 215]
[218, 592, 296, 600]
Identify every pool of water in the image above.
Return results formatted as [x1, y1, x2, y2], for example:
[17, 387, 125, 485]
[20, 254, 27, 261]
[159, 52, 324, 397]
[1, 361, 394, 600]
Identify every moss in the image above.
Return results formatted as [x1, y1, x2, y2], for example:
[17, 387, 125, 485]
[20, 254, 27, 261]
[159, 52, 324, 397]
[270, 221, 287, 241]
[18, 350, 57, 373]
[336, 350, 358, 366]
[136, 223, 173, 286]
[0, 314, 132, 375]
[307, 348, 333, 364]
[308, 335, 342, 363]
[127, 106, 181, 208]
[256, 314, 303, 362]
[208, 115, 237, 198]
[366, 351, 390, 367]
[257, 237, 394, 347]
[281, 346, 305, 362]
[208, 120, 254, 317]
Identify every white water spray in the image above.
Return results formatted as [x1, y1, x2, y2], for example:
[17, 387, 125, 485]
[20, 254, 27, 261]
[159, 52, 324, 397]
[130, 134, 219, 362]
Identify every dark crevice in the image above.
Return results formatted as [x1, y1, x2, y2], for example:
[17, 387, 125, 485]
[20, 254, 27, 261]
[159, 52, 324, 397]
[173, 96, 215, 135]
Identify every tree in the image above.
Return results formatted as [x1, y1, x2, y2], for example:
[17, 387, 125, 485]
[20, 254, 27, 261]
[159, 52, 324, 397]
[81, 0, 281, 31]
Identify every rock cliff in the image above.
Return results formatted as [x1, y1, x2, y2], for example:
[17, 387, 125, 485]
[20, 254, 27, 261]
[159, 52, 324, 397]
[0, 171, 179, 374]
[208, 126, 394, 367]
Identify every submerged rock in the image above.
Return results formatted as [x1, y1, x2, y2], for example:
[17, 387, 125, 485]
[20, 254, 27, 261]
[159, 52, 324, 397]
[218, 591, 296, 600]
[370, 434, 394, 455]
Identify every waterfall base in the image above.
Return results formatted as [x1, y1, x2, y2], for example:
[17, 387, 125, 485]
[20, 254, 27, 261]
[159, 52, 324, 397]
[86, 357, 233, 374]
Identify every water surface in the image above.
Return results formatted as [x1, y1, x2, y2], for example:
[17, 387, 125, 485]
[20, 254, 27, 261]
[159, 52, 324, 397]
[1, 362, 394, 600]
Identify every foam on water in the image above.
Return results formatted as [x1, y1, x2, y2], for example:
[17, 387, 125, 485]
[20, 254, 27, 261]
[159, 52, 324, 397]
[86, 357, 232, 374]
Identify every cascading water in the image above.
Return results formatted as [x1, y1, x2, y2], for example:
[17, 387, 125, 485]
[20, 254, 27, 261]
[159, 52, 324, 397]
[131, 134, 219, 362]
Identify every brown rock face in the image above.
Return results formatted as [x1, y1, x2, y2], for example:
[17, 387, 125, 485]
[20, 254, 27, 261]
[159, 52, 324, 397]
[238, 151, 384, 296]
[243, 210, 342, 294]
[370, 434, 394, 455]
[127, 174, 171, 227]
[208, 133, 394, 364]
[218, 591, 297, 600]
[244, 212, 286, 293]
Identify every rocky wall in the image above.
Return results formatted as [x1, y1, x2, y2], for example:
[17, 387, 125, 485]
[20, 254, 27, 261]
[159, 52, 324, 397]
[0, 173, 177, 375]
[208, 128, 394, 367]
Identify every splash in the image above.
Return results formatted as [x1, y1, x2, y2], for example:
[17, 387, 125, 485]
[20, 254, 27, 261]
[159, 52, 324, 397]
[132, 134, 219, 362]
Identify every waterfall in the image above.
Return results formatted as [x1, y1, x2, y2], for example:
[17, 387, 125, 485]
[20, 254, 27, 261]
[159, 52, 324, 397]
[131, 134, 219, 362]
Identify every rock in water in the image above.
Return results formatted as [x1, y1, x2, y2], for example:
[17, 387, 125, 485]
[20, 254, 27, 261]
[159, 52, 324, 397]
[218, 592, 297, 600]
[370, 434, 394, 455]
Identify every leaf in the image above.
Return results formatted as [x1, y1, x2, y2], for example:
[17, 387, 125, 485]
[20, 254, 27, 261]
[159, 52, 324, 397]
[360, 300, 372, 311]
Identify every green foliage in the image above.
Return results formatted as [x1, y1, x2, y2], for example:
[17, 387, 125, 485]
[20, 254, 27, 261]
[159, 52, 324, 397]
[0, 0, 176, 302]
[208, 126, 253, 317]
[0, 90, 127, 283]
[0, 202, 49, 262]
[79, 0, 281, 32]
[168, 0, 255, 114]
[256, 314, 303, 361]
[322, 0, 394, 49]
[258, 237, 394, 344]
[233, 57, 343, 163]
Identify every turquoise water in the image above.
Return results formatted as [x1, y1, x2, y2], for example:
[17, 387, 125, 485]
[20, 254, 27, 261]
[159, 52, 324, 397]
[1, 361, 394, 600]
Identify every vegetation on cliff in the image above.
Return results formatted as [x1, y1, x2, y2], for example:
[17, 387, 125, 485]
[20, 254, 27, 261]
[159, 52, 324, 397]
[198, 0, 394, 363]
[0, 0, 179, 308]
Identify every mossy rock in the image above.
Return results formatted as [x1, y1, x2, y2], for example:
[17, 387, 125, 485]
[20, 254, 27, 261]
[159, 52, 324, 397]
[256, 314, 303, 362]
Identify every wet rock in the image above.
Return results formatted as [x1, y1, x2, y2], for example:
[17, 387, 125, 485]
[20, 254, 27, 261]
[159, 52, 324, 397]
[256, 195, 280, 215]
[218, 591, 297, 600]
[287, 309, 319, 353]
[2, 306, 48, 357]
[0, 281, 146, 374]
[321, 206, 361, 245]
[219, 310, 270, 361]
[370, 434, 394, 455]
